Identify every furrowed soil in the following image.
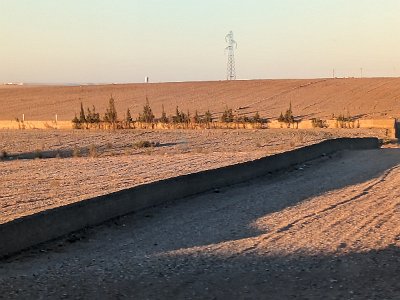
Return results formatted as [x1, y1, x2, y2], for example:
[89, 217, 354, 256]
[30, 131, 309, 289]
[0, 148, 398, 299]
[0, 128, 388, 224]
[1, 78, 400, 121]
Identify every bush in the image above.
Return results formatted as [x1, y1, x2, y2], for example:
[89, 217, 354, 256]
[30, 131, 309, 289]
[87, 105, 100, 125]
[73, 146, 81, 158]
[336, 113, 355, 128]
[221, 107, 234, 123]
[172, 106, 189, 123]
[311, 118, 327, 128]
[89, 144, 98, 158]
[72, 114, 81, 129]
[234, 115, 250, 123]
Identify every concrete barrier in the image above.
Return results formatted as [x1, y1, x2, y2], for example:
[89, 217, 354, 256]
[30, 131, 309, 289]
[0, 137, 379, 257]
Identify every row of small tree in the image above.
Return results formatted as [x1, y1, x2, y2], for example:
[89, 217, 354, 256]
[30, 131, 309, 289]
[72, 97, 270, 129]
[220, 107, 262, 123]
[72, 96, 118, 129]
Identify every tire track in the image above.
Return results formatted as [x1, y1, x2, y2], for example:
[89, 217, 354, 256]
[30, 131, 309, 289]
[182, 160, 400, 257]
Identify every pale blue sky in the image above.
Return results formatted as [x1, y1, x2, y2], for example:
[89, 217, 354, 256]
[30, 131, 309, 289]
[1, 0, 399, 83]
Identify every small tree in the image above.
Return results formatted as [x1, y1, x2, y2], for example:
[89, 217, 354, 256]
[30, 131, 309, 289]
[278, 102, 295, 126]
[173, 106, 183, 123]
[160, 104, 168, 123]
[79, 102, 86, 124]
[92, 105, 100, 125]
[278, 112, 285, 122]
[220, 107, 234, 123]
[86, 107, 93, 124]
[204, 110, 213, 123]
[104, 95, 118, 128]
[126, 108, 133, 128]
[284, 102, 294, 124]
[173, 106, 181, 123]
[72, 113, 81, 129]
[138, 98, 155, 123]
[185, 110, 191, 123]
[193, 110, 201, 123]
[252, 112, 261, 123]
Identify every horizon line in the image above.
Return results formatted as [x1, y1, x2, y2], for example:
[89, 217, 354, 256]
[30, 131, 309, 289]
[3, 76, 400, 87]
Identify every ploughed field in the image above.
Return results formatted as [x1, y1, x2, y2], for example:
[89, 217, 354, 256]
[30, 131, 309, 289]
[1, 78, 400, 121]
[0, 128, 388, 224]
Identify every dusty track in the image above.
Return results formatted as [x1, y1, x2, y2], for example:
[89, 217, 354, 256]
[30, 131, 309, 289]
[0, 149, 399, 299]
[1, 78, 400, 121]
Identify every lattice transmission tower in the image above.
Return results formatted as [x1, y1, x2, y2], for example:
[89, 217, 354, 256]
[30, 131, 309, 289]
[225, 31, 237, 80]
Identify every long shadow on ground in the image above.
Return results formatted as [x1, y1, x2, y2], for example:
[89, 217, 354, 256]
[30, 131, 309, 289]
[101, 148, 400, 254]
[0, 142, 181, 161]
[0, 149, 399, 299]
[1, 245, 398, 299]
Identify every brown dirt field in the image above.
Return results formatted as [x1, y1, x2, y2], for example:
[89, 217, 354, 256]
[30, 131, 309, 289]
[1, 78, 400, 121]
[0, 149, 399, 299]
[0, 128, 387, 224]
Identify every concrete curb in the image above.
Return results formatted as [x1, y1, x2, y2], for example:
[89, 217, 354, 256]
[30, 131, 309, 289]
[0, 137, 379, 257]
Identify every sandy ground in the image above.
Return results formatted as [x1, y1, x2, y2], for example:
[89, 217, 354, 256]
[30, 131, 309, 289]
[0, 129, 388, 224]
[0, 149, 399, 299]
[1, 78, 400, 121]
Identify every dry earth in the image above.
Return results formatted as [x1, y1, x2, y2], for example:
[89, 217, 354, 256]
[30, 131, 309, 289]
[0, 128, 388, 224]
[0, 149, 399, 299]
[1, 78, 400, 121]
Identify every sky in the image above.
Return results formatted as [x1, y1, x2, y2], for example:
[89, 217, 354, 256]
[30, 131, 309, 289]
[1, 0, 400, 83]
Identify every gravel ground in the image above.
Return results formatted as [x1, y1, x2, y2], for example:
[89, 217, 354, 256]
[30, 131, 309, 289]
[0, 148, 399, 299]
[0, 128, 388, 223]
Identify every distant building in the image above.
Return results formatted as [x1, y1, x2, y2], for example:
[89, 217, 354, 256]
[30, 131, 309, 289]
[4, 82, 23, 86]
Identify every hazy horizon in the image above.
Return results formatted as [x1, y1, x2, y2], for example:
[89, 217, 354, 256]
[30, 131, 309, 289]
[2, 0, 400, 83]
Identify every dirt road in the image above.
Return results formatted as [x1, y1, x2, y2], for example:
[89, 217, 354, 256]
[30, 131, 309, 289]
[0, 149, 399, 299]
